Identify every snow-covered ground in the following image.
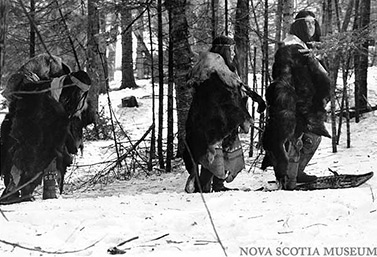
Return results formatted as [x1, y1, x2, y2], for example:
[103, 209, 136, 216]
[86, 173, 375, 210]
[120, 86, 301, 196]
[0, 69, 376, 257]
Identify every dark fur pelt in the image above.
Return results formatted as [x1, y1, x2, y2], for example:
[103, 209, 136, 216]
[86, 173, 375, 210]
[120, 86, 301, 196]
[0, 114, 14, 191]
[7, 81, 69, 197]
[182, 52, 256, 191]
[183, 72, 251, 176]
[0, 57, 93, 202]
[261, 79, 298, 179]
[262, 44, 331, 179]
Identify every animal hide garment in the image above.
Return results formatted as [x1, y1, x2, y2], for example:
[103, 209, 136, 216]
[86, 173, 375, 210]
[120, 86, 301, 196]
[184, 52, 251, 179]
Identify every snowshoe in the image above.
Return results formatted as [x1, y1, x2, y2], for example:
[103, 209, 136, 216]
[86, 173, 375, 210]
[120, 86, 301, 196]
[294, 171, 374, 190]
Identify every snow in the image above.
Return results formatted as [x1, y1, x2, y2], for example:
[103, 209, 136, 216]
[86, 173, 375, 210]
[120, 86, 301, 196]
[0, 69, 377, 257]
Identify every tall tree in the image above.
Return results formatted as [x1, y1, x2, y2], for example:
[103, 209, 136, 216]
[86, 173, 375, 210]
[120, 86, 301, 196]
[353, 0, 370, 122]
[211, 0, 219, 39]
[342, 0, 354, 32]
[322, 0, 333, 35]
[107, 13, 118, 81]
[166, 2, 174, 172]
[147, 5, 156, 171]
[333, 0, 354, 147]
[275, 0, 283, 51]
[166, 0, 194, 157]
[224, 0, 228, 35]
[157, 0, 165, 169]
[274, 0, 293, 51]
[86, 0, 103, 124]
[282, 0, 294, 39]
[259, 0, 269, 140]
[135, 7, 146, 79]
[29, 0, 35, 57]
[0, 0, 10, 87]
[120, 0, 138, 89]
[322, 0, 338, 153]
[234, 0, 249, 83]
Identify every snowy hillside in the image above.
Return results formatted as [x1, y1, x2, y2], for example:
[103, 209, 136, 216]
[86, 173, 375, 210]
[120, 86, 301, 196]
[0, 69, 376, 257]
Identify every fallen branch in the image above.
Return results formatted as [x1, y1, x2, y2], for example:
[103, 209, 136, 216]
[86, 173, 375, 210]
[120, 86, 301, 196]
[110, 124, 154, 171]
[149, 233, 169, 241]
[107, 234, 168, 254]
[302, 223, 328, 229]
[107, 236, 139, 255]
[117, 236, 139, 247]
[75, 125, 154, 190]
[0, 237, 103, 255]
[369, 185, 375, 202]
[194, 239, 218, 245]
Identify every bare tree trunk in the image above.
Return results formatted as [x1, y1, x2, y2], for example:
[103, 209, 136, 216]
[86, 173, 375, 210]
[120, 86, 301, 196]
[108, 43, 116, 81]
[135, 38, 145, 79]
[120, 0, 138, 89]
[30, 0, 35, 57]
[353, 0, 361, 122]
[329, 55, 338, 153]
[165, 3, 174, 173]
[334, 0, 341, 31]
[345, 69, 351, 149]
[250, 0, 262, 44]
[322, 0, 333, 35]
[353, 0, 370, 121]
[86, 0, 102, 125]
[157, 0, 165, 169]
[343, 1, 354, 148]
[107, 14, 118, 81]
[225, 0, 228, 35]
[249, 46, 257, 157]
[165, 0, 193, 158]
[134, 31, 152, 78]
[0, 0, 10, 87]
[275, 0, 283, 51]
[335, 0, 354, 145]
[147, 6, 156, 171]
[282, 0, 294, 39]
[259, 0, 269, 142]
[135, 7, 145, 79]
[100, 12, 109, 88]
[211, 0, 219, 39]
[234, 0, 249, 84]
[342, 0, 354, 32]
[338, 57, 352, 148]
[323, 0, 338, 153]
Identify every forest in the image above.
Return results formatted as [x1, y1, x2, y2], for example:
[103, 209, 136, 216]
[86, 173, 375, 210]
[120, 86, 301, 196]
[0, 1, 377, 255]
[0, 0, 376, 172]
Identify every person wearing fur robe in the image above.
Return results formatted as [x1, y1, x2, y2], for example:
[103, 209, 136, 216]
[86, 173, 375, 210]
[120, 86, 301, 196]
[183, 36, 265, 193]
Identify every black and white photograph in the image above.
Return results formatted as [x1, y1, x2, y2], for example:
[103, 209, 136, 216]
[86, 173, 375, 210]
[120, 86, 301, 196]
[0, 0, 376, 256]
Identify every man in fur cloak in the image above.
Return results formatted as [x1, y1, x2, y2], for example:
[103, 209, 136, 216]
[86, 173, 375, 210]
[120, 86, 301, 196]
[183, 36, 265, 193]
